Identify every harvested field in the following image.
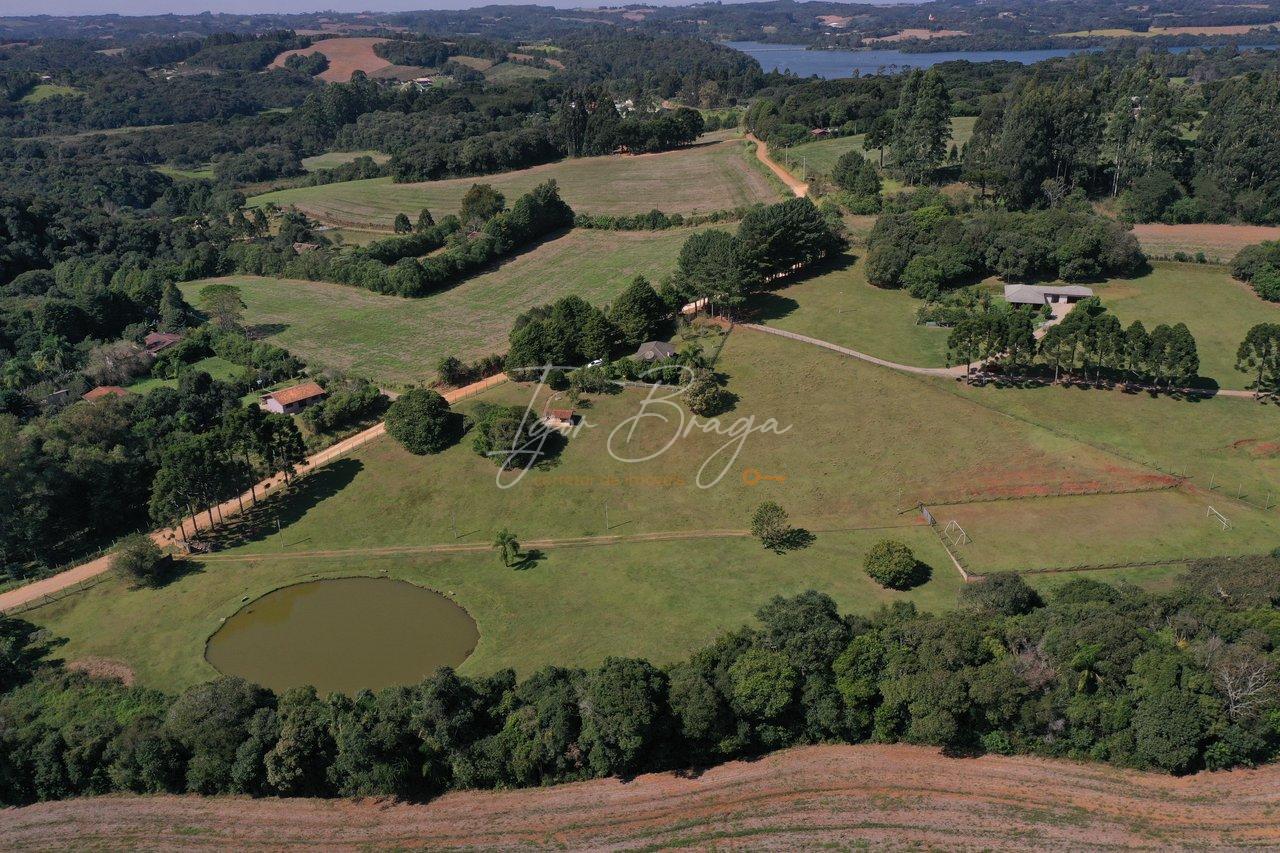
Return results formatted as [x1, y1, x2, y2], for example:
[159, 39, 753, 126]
[6, 744, 1280, 849]
[1060, 21, 1280, 37]
[269, 37, 389, 82]
[1131, 222, 1280, 261]
[249, 139, 780, 226]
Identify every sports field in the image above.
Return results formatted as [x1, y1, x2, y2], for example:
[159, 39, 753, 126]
[180, 228, 703, 387]
[27, 328, 1270, 690]
[1097, 261, 1280, 387]
[248, 140, 782, 227]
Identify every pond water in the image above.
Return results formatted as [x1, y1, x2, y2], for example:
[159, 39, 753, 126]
[205, 577, 478, 694]
[727, 41, 1277, 79]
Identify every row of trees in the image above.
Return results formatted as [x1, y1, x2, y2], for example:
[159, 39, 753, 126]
[947, 297, 1201, 388]
[5, 555, 1280, 805]
[231, 181, 574, 298]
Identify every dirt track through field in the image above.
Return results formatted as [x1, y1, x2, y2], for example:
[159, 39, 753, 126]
[0, 375, 507, 614]
[747, 133, 809, 198]
[6, 744, 1280, 849]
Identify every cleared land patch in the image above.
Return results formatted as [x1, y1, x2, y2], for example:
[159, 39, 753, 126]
[301, 150, 389, 172]
[269, 37, 389, 82]
[248, 140, 781, 227]
[1129, 222, 1280, 262]
[180, 228, 701, 387]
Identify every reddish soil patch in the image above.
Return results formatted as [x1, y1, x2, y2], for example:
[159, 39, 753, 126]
[270, 37, 390, 83]
[930, 462, 1178, 503]
[5, 744, 1280, 849]
[1130, 222, 1280, 261]
[1229, 438, 1280, 459]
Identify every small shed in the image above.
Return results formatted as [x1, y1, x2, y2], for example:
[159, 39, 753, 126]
[633, 341, 677, 362]
[143, 331, 183, 356]
[542, 408, 577, 430]
[83, 386, 130, 402]
[1003, 284, 1094, 306]
[260, 381, 327, 415]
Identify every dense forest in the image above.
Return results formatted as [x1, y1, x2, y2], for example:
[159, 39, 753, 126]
[4, 556, 1280, 805]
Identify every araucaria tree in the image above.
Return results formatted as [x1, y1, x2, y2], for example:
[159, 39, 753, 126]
[1236, 323, 1280, 399]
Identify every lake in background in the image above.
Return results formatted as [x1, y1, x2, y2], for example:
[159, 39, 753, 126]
[727, 42, 1275, 78]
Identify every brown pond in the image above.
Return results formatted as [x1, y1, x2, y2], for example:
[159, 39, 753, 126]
[205, 577, 478, 694]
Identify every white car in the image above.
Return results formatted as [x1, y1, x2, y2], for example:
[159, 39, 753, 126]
[587, 358, 605, 368]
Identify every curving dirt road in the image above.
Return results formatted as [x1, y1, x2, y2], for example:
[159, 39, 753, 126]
[747, 133, 809, 198]
[0, 374, 507, 614]
[5, 744, 1280, 849]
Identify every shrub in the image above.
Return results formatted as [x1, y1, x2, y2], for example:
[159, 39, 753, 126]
[864, 539, 927, 590]
[111, 534, 169, 587]
[960, 573, 1042, 615]
[384, 388, 454, 455]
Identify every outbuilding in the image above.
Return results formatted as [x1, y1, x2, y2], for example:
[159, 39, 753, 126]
[260, 381, 327, 415]
[143, 332, 183, 356]
[83, 386, 130, 402]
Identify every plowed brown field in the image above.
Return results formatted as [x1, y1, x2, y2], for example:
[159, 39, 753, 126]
[270, 37, 389, 83]
[5, 744, 1280, 850]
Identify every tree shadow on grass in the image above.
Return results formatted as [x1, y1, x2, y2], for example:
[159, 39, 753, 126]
[748, 292, 801, 322]
[247, 322, 289, 339]
[211, 458, 364, 549]
[765, 527, 816, 554]
[512, 548, 546, 571]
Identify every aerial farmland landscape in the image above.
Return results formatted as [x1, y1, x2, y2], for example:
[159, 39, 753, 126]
[3, 0, 1280, 848]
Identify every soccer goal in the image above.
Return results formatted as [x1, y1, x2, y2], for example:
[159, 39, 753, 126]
[943, 519, 971, 546]
[1207, 506, 1232, 531]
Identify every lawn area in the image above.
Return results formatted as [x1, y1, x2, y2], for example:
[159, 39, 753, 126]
[26, 328, 1278, 691]
[781, 116, 976, 178]
[943, 378, 1280, 515]
[29, 527, 959, 692]
[20, 83, 81, 103]
[749, 254, 950, 368]
[180, 227, 704, 387]
[248, 139, 781, 228]
[301, 150, 389, 172]
[1095, 261, 1280, 388]
[934, 490, 1280, 572]
[484, 62, 552, 82]
[124, 356, 243, 393]
[1025, 563, 1186, 597]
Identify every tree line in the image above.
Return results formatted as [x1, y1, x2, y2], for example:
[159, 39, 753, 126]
[4, 555, 1280, 806]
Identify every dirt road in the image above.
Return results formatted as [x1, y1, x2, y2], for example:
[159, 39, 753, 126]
[0, 374, 507, 614]
[5, 743, 1279, 849]
[747, 133, 809, 198]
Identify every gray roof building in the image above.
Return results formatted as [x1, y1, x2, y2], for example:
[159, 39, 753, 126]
[633, 341, 677, 361]
[1003, 284, 1095, 306]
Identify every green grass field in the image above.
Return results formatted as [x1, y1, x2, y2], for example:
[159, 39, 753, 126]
[154, 163, 215, 180]
[20, 83, 81, 103]
[248, 140, 781, 228]
[300, 150, 390, 172]
[124, 356, 243, 393]
[28, 328, 1269, 691]
[750, 254, 951, 367]
[1096, 262, 1280, 388]
[782, 116, 977, 178]
[180, 228, 704, 387]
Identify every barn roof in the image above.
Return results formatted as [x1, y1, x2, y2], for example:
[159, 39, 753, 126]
[263, 381, 326, 406]
[83, 386, 130, 401]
